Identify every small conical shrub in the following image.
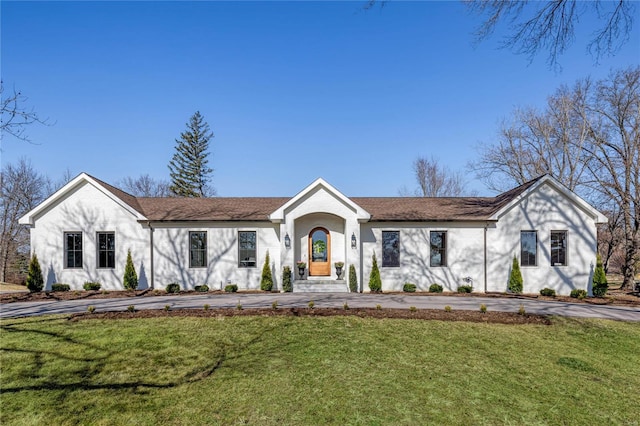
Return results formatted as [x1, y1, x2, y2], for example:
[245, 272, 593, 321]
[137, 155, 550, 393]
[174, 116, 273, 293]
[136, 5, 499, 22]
[592, 254, 608, 297]
[508, 255, 523, 293]
[349, 264, 358, 292]
[260, 251, 273, 291]
[26, 254, 44, 293]
[282, 266, 292, 292]
[368, 254, 382, 292]
[123, 249, 138, 290]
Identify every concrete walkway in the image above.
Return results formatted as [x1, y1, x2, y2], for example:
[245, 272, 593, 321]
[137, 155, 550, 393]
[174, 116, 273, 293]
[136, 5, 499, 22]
[1, 293, 639, 321]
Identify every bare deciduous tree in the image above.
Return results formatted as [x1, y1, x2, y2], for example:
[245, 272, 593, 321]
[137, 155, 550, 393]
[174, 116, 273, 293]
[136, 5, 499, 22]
[466, 0, 636, 68]
[0, 159, 48, 283]
[1, 81, 49, 143]
[404, 156, 468, 197]
[118, 174, 170, 197]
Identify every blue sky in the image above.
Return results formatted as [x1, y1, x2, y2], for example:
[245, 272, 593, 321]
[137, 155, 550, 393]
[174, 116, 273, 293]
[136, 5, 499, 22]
[2, 1, 638, 196]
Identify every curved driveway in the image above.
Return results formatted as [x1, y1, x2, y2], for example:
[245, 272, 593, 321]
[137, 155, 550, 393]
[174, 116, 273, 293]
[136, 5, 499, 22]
[1, 293, 639, 321]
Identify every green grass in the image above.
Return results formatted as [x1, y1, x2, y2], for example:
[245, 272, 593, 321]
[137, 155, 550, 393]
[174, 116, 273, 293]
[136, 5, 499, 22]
[1, 315, 639, 425]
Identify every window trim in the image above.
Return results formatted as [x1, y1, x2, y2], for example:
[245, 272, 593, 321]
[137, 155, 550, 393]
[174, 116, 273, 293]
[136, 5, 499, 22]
[550, 230, 568, 267]
[381, 230, 400, 268]
[189, 231, 208, 269]
[96, 232, 115, 269]
[64, 231, 83, 269]
[430, 230, 447, 267]
[520, 230, 538, 267]
[238, 230, 257, 268]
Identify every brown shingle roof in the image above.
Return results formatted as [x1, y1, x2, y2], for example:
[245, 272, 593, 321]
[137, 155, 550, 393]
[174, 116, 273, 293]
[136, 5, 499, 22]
[94, 175, 547, 222]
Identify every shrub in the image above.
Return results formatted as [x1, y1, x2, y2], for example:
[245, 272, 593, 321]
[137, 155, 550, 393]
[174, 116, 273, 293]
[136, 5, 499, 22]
[457, 285, 473, 293]
[570, 289, 588, 299]
[203, 304, 210, 311]
[123, 249, 138, 290]
[127, 305, 135, 313]
[349, 264, 358, 293]
[51, 283, 70, 292]
[260, 251, 273, 291]
[308, 300, 315, 309]
[236, 303, 243, 310]
[194, 285, 209, 292]
[343, 302, 349, 310]
[540, 287, 556, 297]
[164, 304, 171, 311]
[376, 304, 382, 310]
[403, 283, 417, 293]
[83, 282, 101, 291]
[282, 266, 293, 292]
[26, 254, 44, 293]
[87, 305, 96, 313]
[444, 305, 452, 312]
[224, 284, 238, 293]
[368, 253, 382, 292]
[165, 283, 180, 294]
[429, 283, 443, 293]
[272, 300, 278, 310]
[508, 255, 523, 293]
[409, 306, 417, 312]
[518, 304, 526, 315]
[480, 304, 487, 313]
[592, 254, 608, 297]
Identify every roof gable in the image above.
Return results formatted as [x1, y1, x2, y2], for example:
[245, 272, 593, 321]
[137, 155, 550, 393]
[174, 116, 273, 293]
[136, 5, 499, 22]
[19, 173, 147, 226]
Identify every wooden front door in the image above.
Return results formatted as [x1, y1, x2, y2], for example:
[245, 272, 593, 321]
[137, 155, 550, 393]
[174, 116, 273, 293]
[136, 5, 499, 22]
[309, 227, 331, 276]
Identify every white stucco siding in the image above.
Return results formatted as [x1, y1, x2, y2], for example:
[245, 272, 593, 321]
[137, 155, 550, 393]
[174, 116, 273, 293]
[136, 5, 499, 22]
[28, 182, 149, 290]
[361, 223, 485, 292]
[486, 182, 598, 295]
[152, 222, 280, 290]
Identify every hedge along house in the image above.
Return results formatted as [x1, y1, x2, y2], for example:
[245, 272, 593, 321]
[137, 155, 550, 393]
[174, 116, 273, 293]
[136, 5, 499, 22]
[19, 173, 607, 295]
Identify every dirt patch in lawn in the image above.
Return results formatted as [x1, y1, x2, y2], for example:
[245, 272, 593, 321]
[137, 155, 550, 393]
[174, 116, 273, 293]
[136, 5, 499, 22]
[69, 307, 552, 325]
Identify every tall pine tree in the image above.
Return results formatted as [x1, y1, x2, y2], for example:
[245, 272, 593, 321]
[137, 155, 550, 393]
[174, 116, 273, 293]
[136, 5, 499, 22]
[168, 111, 214, 197]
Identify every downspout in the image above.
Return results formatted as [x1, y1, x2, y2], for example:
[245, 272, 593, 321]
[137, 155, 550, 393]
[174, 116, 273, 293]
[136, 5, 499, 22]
[149, 222, 154, 290]
[484, 223, 488, 293]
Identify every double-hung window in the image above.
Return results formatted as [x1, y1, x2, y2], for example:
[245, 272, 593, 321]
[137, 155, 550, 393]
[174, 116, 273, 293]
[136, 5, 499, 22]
[430, 231, 447, 267]
[189, 231, 207, 268]
[97, 232, 115, 268]
[238, 231, 256, 268]
[382, 231, 400, 267]
[550, 231, 567, 266]
[520, 231, 537, 266]
[65, 232, 83, 268]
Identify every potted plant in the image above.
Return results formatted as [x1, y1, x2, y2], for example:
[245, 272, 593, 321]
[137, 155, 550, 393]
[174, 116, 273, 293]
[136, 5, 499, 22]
[334, 262, 344, 279]
[296, 261, 306, 279]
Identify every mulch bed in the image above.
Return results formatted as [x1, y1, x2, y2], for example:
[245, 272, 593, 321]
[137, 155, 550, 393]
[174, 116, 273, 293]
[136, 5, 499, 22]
[69, 307, 552, 325]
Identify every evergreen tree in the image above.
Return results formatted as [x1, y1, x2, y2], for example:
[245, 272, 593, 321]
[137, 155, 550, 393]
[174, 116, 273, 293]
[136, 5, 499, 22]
[168, 111, 214, 197]
[282, 266, 292, 292]
[349, 264, 358, 293]
[26, 254, 44, 292]
[592, 254, 608, 297]
[123, 249, 138, 291]
[260, 251, 273, 291]
[508, 255, 523, 293]
[368, 254, 382, 292]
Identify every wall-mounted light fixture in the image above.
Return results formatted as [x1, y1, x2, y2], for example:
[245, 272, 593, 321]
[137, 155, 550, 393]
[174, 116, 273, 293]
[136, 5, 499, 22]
[284, 233, 291, 249]
[351, 232, 357, 249]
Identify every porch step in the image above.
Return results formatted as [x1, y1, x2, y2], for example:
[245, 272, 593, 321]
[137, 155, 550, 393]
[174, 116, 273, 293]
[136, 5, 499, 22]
[292, 280, 349, 293]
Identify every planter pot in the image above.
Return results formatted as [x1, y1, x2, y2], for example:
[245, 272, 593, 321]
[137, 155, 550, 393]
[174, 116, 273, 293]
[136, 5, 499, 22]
[335, 266, 343, 280]
[298, 267, 305, 280]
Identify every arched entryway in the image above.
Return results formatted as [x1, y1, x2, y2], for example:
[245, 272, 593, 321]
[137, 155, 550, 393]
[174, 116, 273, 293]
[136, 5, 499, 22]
[309, 227, 331, 276]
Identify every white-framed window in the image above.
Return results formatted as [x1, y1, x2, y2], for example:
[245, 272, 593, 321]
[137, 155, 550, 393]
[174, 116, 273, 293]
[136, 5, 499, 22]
[382, 231, 400, 267]
[430, 231, 447, 267]
[238, 231, 256, 268]
[520, 231, 537, 267]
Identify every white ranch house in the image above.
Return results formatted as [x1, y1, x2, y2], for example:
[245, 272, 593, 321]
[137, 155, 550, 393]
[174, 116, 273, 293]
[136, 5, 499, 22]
[20, 173, 607, 295]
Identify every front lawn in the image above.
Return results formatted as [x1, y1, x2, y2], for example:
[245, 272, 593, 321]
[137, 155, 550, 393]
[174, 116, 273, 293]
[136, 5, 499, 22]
[1, 314, 639, 425]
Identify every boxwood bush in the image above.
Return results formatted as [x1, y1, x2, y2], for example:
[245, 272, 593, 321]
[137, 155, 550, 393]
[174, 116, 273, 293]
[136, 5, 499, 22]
[429, 283, 443, 293]
[51, 283, 71, 292]
[540, 287, 556, 297]
[570, 289, 587, 299]
[165, 283, 181, 294]
[83, 282, 102, 291]
[457, 285, 473, 293]
[224, 284, 238, 293]
[194, 285, 209, 292]
[403, 283, 417, 293]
